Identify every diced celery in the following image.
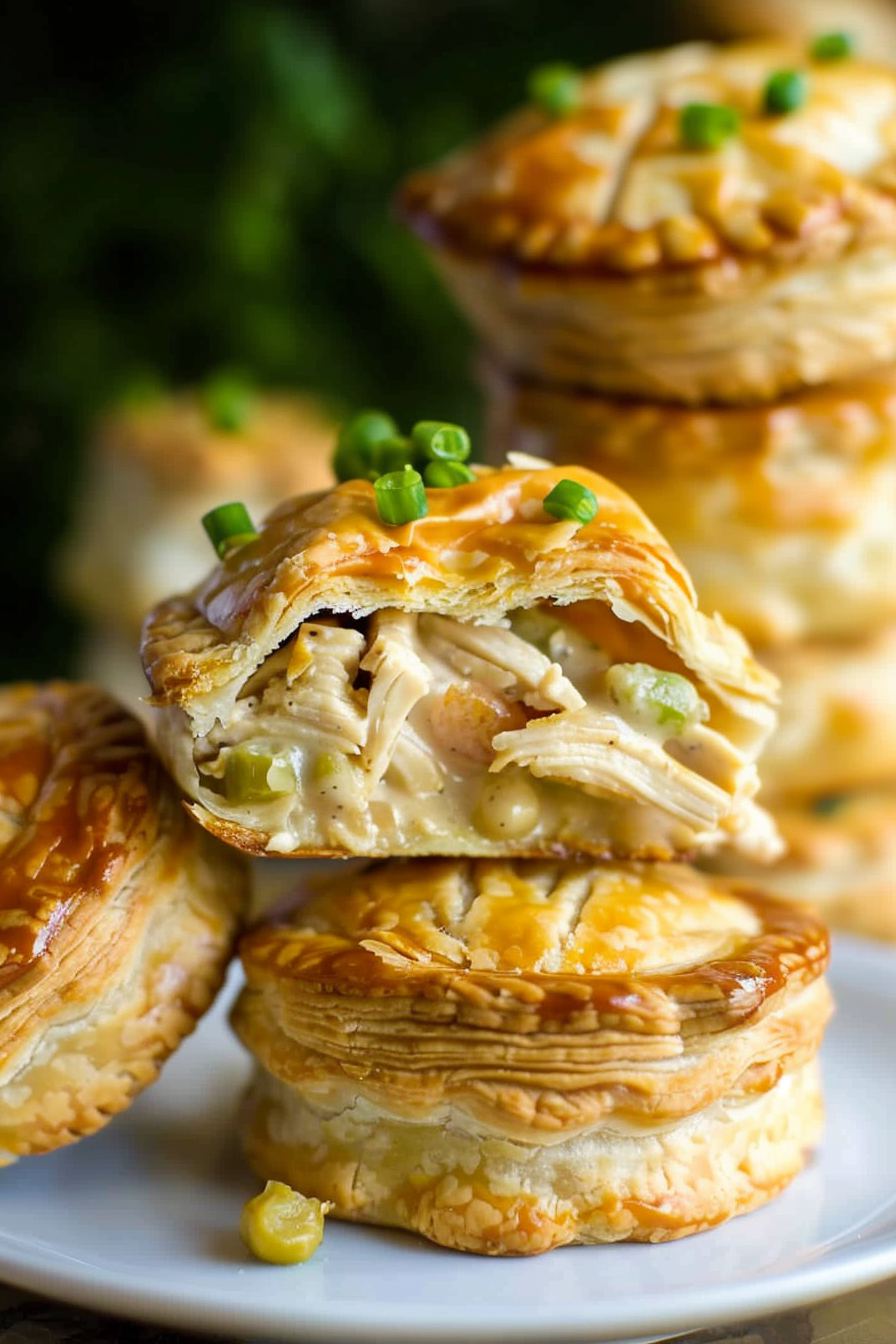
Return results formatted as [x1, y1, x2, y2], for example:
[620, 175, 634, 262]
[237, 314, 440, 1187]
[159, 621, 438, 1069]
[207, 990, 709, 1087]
[223, 745, 297, 803]
[606, 663, 706, 734]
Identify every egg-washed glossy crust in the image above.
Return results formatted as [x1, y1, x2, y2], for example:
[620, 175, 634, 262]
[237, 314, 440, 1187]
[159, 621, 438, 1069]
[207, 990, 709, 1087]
[402, 42, 896, 403]
[0, 682, 247, 1161]
[400, 41, 896, 280]
[486, 373, 896, 645]
[141, 463, 775, 733]
[233, 858, 831, 1252]
[712, 788, 896, 942]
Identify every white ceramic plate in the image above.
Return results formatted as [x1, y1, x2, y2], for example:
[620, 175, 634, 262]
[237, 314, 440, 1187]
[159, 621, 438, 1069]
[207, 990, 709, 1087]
[0, 935, 894, 1344]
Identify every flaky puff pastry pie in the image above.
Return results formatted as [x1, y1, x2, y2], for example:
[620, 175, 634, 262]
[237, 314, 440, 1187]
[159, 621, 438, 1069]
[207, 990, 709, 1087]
[141, 463, 778, 862]
[710, 790, 896, 942]
[0, 682, 247, 1164]
[485, 368, 896, 647]
[761, 628, 896, 801]
[401, 41, 896, 404]
[233, 857, 831, 1255]
[59, 390, 335, 638]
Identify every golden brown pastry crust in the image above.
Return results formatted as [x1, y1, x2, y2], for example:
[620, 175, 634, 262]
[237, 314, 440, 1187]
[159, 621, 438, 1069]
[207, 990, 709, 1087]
[401, 42, 896, 401]
[712, 789, 896, 942]
[141, 463, 778, 861]
[0, 682, 247, 1161]
[233, 858, 831, 1252]
[762, 629, 896, 799]
[485, 370, 896, 645]
[59, 391, 335, 634]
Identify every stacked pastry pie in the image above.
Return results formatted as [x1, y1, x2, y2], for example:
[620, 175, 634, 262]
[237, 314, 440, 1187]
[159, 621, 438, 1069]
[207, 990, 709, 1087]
[400, 36, 896, 940]
[141, 454, 832, 1253]
[58, 379, 335, 714]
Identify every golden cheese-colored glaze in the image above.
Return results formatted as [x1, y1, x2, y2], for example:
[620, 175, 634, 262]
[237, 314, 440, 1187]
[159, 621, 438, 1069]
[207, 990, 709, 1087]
[0, 682, 247, 1162]
[711, 789, 896, 942]
[401, 41, 896, 402]
[58, 390, 336, 638]
[485, 369, 896, 646]
[233, 857, 831, 1253]
[141, 463, 778, 862]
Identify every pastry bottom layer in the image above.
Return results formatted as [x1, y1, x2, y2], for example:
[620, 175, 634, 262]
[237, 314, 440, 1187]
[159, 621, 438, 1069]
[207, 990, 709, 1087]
[240, 1058, 823, 1255]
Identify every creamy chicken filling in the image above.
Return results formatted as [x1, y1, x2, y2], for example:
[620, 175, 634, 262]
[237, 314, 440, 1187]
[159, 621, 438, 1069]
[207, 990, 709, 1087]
[191, 606, 752, 854]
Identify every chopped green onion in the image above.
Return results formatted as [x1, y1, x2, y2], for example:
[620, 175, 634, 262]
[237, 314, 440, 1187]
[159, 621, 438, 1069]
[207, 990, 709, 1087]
[542, 478, 598, 526]
[679, 102, 741, 150]
[528, 62, 583, 118]
[606, 663, 707, 735]
[224, 746, 297, 803]
[411, 420, 472, 464]
[374, 465, 428, 525]
[764, 69, 808, 116]
[202, 371, 255, 433]
[333, 410, 399, 482]
[423, 460, 476, 488]
[202, 502, 258, 558]
[812, 793, 846, 816]
[371, 435, 415, 476]
[811, 31, 853, 61]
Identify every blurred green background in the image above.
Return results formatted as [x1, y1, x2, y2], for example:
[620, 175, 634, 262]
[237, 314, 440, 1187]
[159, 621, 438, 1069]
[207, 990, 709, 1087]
[2, 0, 680, 682]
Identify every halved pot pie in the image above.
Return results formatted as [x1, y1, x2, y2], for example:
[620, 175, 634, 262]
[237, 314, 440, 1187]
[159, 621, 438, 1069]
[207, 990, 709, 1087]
[59, 384, 335, 639]
[761, 628, 896, 801]
[711, 789, 896, 942]
[400, 40, 896, 405]
[0, 681, 247, 1163]
[484, 367, 896, 646]
[141, 462, 778, 861]
[233, 857, 832, 1255]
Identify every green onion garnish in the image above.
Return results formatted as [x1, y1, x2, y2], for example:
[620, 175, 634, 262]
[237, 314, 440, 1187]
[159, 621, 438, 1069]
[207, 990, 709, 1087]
[333, 410, 399, 482]
[764, 69, 808, 116]
[542, 479, 598, 526]
[424, 460, 476, 488]
[679, 102, 741, 150]
[202, 372, 255, 433]
[374, 465, 428, 525]
[371, 435, 415, 477]
[811, 31, 854, 61]
[812, 793, 846, 816]
[528, 63, 583, 118]
[202, 502, 258, 558]
[411, 420, 472, 464]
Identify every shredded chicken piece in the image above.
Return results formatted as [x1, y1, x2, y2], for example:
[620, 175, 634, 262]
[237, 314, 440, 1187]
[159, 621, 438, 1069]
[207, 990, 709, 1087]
[361, 611, 432, 790]
[491, 708, 736, 830]
[261, 623, 366, 754]
[419, 614, 584, 712]
[387, 727, 445, 795]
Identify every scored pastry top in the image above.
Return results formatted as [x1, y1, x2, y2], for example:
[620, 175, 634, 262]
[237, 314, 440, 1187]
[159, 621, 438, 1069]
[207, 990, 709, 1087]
[235, 858, 831, 1136]
[0, 682, 162, 988]
[400, 40, 896, 277]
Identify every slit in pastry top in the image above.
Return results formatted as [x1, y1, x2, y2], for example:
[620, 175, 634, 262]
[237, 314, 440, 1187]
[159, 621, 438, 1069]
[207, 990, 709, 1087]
[141, 462, 779, 861]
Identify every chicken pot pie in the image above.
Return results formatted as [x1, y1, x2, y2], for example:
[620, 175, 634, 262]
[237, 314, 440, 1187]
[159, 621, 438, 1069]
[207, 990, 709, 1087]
[761, 628, 896, 800]
[400, 40, 896, 405]
[484, 367, 896, 646]
[0, 681, 247, 1163]
[711, 789, 896, 942]
[141, 462, 778, 861]
[233, 857, 831, 1255]
[59, 385, 335, 639]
